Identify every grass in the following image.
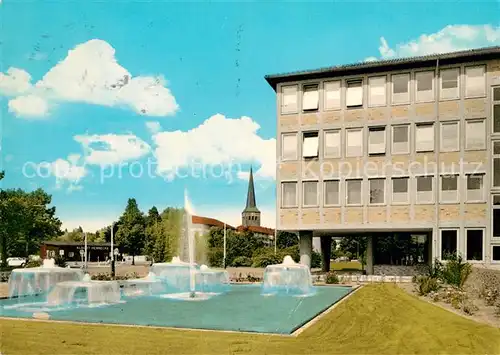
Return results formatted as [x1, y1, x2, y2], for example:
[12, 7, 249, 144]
[1, 284, 499, 354]
[330, 260, 363, 271]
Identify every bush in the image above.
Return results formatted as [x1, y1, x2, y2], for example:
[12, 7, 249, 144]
[252, 253, 281, 268]
[24, 259, 42, 268]
[91, 272, 139, 281]
[427, 260, 443, 279]
[231, 256, 252, 267]
[311, 251, 321, 268]
[54, 255, 67, 268]
[462, 300, 479, 315]
[325, 272, 339, 284]
[441, 253, 472, 288]
[415, 276, 440, 296]
[495, 302, 500, 317]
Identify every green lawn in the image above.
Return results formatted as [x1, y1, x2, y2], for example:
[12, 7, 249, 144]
[1, 284, 499, 354]
[330, 260, 363, 271]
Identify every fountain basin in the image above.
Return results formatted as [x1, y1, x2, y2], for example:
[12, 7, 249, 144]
[47, 280, 122, 307]
[122, 272, 165, 297]
[261, 256, 315, 296]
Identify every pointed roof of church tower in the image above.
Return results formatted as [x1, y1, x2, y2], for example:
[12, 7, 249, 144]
[243, 166, 259, 213]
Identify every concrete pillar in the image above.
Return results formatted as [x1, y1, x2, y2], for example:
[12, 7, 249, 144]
[320, 236, 331, 272]
[365, 236, 374, 275]
[299, 231, 313, 268]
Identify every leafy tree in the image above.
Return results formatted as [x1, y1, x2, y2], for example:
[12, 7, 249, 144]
[276, 231, 298, 249]
[144, 206, 162, 258]
[115, 198, 145, 265]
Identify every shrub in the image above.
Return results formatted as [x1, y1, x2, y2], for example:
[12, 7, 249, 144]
[427, 259, 443, 279]
[462, 300, 479, 315]
[311, 251, 321, 268]
[440, 253, 472, 288]
[325, 272, 339, 284]
[24, 259, 42, 268]
[231, 256, 252, 267]
[54, 255, 67, 268]
[415, 276, 440, 296]
[252, 253, 281, 268]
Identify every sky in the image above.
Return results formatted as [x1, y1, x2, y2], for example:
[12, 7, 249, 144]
[0, 0, 499, 232]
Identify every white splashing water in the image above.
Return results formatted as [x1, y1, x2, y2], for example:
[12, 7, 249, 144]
[184, 189, 196, 294]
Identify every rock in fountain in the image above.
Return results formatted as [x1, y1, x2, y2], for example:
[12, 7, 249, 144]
[261, 256, 315, 296]
[8, 258, 84, 298]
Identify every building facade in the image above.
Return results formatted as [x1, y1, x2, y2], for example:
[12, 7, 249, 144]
[266, 47, 500, 273]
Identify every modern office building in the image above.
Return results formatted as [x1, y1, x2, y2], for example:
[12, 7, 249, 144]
[266, 46, 500, 274]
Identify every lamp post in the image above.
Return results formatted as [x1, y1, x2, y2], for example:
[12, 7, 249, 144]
[111, 223, 116, 278]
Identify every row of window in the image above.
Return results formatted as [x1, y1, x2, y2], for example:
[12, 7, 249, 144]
[283, 119, 489, 161]
[281, 66, 489, 113]
[281, 174, 488, 208]
[439, 228, 492, 262]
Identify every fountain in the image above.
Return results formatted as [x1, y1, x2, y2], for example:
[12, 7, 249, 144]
[122, 272, 165, 297]
[261, 256, 316, 297]
[195, 264, 230, 294]
[8, 258, 84, 298]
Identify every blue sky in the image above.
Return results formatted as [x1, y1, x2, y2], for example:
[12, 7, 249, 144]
[1, 0, 499, 231]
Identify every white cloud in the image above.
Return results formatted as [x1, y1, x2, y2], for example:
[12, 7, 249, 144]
[8, 95, 50, 117]
[0, 39, 179, 118]
[371, 24, 500, 60]
[74, 133, 151, 166]
[152, 114, 276, 180]
[41, 154, 87, 191]
[145, 121, 162, 134]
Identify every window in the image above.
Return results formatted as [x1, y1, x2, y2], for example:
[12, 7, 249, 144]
[465, 66, 485, 97]
[324, 80, 341, 110]
[465, 120, 486, 150]
[416, 71, 434, 102]
[466, 229, 483, 261]
[494, 88, 500, 133]
[466, 174, 484, 202]
[440, 68, 459, 100]
[324, 180, 340, 206]
[368, 76, 386, 107]
[68, 252, 74, 258]
[440, 175, 459, 203]
[302, 132, 319, 158]
[346, 128, 363, 157]
[369, 178, 385, 204]
[493, 246, 500, 262]
[281, 182, 297, 207]
[303, 181, 318, 207]
[281, 85, 298, 113]
[281, 133, 297, 160]
[494, 195, 500, 239]
[494, 142, 500, 187]
[392, 125, 410, 154]
[392, 177, 409, 204]
[346, 179, 362, 205]
[392, 73, 410, 104]
[324, 130, 341, 158]
[302, 84, 319, 111]
[416, 123, 434, 152]
[416, 176, 434, 204]
[346, 80, 363, 107]
[368, 127, 386, 155]
[440, 121, 459, 152]
[441, 229, 458, 260]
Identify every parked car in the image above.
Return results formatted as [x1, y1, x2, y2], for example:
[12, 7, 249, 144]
[7, 257, 26, 267]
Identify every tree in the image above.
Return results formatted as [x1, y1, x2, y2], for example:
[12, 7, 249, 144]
[276, 231, 299, 249]
[144, 206, 162, 259]
[115, 198, 145, 265]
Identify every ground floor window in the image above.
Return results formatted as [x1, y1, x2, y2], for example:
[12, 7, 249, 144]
[493, 246, 500, 261]
[441, 229, 458, 260]
[494, 195, 500, 238]
[466, 229, 483, 261]
[374, 232, 429, 265]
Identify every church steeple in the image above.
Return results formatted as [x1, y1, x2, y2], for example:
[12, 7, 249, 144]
[242, 166, 261, 227]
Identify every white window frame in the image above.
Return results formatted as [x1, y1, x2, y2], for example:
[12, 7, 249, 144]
[494, 141, 500, 188]
[494, 87, 500, 134]
[415, 123, 435, 153]
[492, 245, 500, 263]
[369, 178, 386, 205]
[368, 126, 386, 155]
[302, 132, 319, 159]
[391, 177, 409, 205]
[368, 76, 386, 107]
[281, 133, 297, 161]
[465, 65, 486, 98]
[415, 71, 435, 103]
[324, 130, 341, 158]
[440, 228, 459, 260]
[302, 84, 319, 111]
[346, 79, 363, 107]
[465, 119, 486, 151]
[302, 180, 319, 207]
[466, 173, 485, 203]
[440, 174, 459, 204]
[346, 179, 363, 206]
[494, 195, 500, 240]
[281, 182, 298, 208]
[391, 124, 410, 155]
[346, 128, 364, 157]
[324, 180, 340, 207]
[440, 68, 460, 100]
[391, 73, 410, 105]
[281, 85, 298, 114]
[324, 80, 341, 110]
[440, 121, 460, 152]
[416, 175, 434, 204]
[465, 228, 485, 262]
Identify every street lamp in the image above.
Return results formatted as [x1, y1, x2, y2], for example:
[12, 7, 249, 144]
[111, 223, 116, 278]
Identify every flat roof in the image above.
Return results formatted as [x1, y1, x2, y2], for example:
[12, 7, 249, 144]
[43, 241, 111, 247]
[265, 46, 500, 91]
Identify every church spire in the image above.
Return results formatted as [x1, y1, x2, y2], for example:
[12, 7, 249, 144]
[245, 166, 257, 210]
[242, 166, 260, 227]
